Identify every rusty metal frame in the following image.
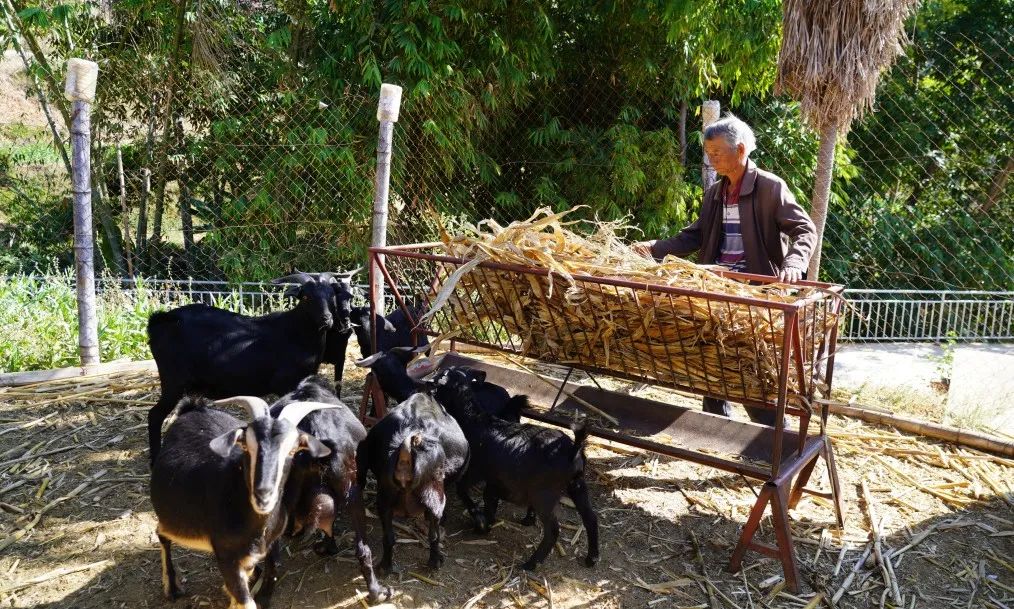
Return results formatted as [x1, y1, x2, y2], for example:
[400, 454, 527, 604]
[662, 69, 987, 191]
[365, 244, 846, 592]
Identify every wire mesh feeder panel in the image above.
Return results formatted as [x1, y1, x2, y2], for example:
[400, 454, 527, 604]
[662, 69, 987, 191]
[369, 243, 847, 592]
[374, 243, 843, 413]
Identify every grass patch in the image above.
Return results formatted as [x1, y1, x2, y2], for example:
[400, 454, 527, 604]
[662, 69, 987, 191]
[0, 123, 64, 166]
[0, 272, 282, 373]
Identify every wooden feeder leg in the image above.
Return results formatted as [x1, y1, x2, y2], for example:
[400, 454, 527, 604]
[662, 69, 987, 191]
[727, 483, 775, 572]
[824, 436, 845, 528]
[787, 454, 821, 510]
[372, 376, 388, 418]
[770, 482, 801, 593]
[358, 373, 373, 422]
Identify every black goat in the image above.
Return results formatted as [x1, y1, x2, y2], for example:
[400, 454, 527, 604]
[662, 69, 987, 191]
[351, 306, 430, 356]
[356, 391, 469, 574]
[430, 367, 600, 571]
[354, 346, 428, 404]
[146, 272, 354, 463]
[268, 375, 390, 603]
[323, 304, 429, 393]
[150, 395, 336, 609]
[355, 349, 523, 422]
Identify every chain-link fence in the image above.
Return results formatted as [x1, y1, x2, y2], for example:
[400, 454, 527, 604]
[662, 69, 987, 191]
[1, 3, 1011, 339]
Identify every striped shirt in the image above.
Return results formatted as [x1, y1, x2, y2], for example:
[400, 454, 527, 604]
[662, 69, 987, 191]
[718, 180, 746, 271]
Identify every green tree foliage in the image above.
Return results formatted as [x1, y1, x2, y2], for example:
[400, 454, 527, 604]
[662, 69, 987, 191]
[1, 0, 1010, 290]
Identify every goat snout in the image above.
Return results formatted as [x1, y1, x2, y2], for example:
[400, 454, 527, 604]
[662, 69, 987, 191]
[251, 488, 279, 514]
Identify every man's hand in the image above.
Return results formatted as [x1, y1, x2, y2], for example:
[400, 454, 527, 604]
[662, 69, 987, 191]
[631, 241, 655, 258]
[778, 266, 803, 283]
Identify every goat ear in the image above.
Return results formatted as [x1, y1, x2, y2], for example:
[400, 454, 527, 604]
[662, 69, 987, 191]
[380, 316, 396, 332]
[470, 370, 487, 384]
[298, 432, 331, 459]
[282, 284, 301, 299]
[209, 428, 243, 458]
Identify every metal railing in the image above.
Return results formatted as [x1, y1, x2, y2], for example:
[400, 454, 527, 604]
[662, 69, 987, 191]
[5, 275, 1010, 342]
[840, 290, 1014, 341]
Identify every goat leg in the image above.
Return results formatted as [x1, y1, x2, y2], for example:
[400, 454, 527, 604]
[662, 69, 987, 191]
[567, 477, 600, 567]
[253, 543, 280, 608]
[347, 484, 392, 602]
[377, 489, 398, 575]
[158, 534, 184, 600]
[456, 479, 488, 533]
[481, 485, 501, 531]
[425, 506, 445, 569]
[218, 556, 256, 609]
[147, 392, 179, 465]
[521, 499, 560, 571]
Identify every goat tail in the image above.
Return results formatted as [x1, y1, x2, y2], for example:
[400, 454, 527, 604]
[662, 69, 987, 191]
[503, 395, 529, 421]
[570, 420, 590, 462]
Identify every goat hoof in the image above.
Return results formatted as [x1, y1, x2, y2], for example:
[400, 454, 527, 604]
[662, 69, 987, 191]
[163, 587, 184, 602]
[518, 514, 537, 526]
[584, 554, 600, 567]
[313, 537, 340, 556]
[163, 576, 185, 601]
[378, 561, 401, 577]
[427, 553, 445, 569]
[519, 559, 538, 571]
[368, 584, 394, 603]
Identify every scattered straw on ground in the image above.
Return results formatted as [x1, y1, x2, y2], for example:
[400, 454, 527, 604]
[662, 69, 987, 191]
[1, 358, 1011, 609]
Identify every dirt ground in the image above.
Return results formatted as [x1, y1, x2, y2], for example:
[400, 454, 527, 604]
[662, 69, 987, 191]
[0, 352, 1012, 609]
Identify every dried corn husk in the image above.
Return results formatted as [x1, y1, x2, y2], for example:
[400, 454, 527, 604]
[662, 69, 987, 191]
[416, 207, 842, 404]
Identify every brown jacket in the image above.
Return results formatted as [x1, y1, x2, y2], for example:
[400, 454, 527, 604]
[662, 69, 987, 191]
[649, 161, 817, 276]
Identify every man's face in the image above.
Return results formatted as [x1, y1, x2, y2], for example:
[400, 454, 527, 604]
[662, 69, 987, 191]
[704, 139, 746, 177]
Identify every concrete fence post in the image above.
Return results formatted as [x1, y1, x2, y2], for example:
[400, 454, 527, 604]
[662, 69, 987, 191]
[371, 83, 402, 313]
[701, 100, 720, 189]
[66, 58, 100, 365]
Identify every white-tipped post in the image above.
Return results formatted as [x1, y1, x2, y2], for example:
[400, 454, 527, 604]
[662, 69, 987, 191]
[371, 83, 402, 340]
[66, 58, 100, 365]
[701, 100, 720, 190]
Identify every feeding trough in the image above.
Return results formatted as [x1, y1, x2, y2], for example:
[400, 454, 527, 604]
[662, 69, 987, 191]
[362, 211, 847, 592]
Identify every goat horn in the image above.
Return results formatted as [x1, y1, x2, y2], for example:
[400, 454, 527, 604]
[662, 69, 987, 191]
[215, 396, 271, 421]
[339, 266, 363, 278]
[270, 272, 314, 285]
[277, 400, 342, 427]
[354, 352, 385, 367]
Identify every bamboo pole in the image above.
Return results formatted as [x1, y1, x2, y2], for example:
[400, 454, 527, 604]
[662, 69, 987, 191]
[116, 144, 134, 277]
[818, 399, 1014, 458]
[371, 83, 402, 319]
[66, 58, 101, 366]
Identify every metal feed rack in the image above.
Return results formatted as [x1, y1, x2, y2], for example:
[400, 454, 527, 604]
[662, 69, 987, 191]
[366, 243, 847, 592]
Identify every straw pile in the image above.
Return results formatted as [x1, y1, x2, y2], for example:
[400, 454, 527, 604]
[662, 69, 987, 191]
[776, 0, 921, 134]
[425, 207, 841, 404]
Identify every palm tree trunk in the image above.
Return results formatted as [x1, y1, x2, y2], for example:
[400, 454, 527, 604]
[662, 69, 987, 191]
[150, 0, 188, 244]
[979, 154, 1013, 215]
[807, 122, 838, 280]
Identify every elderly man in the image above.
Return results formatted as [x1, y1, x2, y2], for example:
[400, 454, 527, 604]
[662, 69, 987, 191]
[634, 114, 817, 425]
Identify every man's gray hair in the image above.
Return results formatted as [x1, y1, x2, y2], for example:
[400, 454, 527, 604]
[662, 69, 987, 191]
[703, 113, 756, 156]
